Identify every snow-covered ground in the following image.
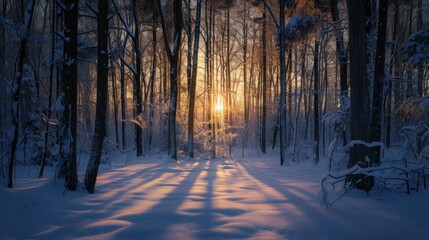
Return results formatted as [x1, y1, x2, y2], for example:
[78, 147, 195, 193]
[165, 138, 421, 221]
[1, 154, 428, 240]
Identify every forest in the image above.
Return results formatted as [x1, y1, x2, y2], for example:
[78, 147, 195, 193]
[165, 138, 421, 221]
[1, 0, 429, 239]
[1, 0, 429, 191]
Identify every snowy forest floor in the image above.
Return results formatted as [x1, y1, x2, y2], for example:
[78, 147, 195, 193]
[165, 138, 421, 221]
[1, 153, 429, 240]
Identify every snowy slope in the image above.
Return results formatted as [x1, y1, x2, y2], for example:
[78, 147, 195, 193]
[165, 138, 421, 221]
[1, 155, 428, 240]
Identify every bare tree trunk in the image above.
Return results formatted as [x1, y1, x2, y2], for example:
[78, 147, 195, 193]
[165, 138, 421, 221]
[40, 0, 57, 177]
[293, 46, 306, 160]
[55, 4, 63, 145]
[8, 0, 36, 188]
[261, 7, 267, 154]
[133, 0, 143, 157]
[279, 0, 288, 166]
[149, 15, 157, 149]
[187, 0, 202, 158]
[313, 39, 320, 164]
[186, 0, 192, 95]
[120, 35, 128, 150]
[330, 0, 348, 145]
[287, 46, 293, 145]
[226, 7, 232, 156]
[0, 0, 7, 178]
[84, 0, 109, 194]
[390, 0, 400, 147]
[111, 65, 119, 147]
[406, 1, 413, 99]
[385, 1, 397, 148]
[243, 3, 249, 149]
[322, 38, 329, 156]
[369, 0, 388, 167]
[210, 6, 216, 158]
[205, 2, 212, 156]
[157, 0, 183, 161]
[305, 60, 313, 142]
[58, 0, 78, 191]
[303, 48, 310, 141]
[347, 0, 372, 191]
[417, 0, 423, 98]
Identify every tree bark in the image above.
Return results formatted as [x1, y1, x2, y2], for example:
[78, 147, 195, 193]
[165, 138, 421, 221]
[261, 7, 267, 154]
[157, 0, 183, 161]
[417, 0, 423, 97]
[58, 0, 78, 191]
[243, 3, 249, 149]
[226, 7, 232, 156]
[8, 0, 36, 188]
[313, 39, 320, 164]
[387, 0, 400, 148]
[133, 0, 143, 157]
[329, 0, 348, 145]
[84, 0, 109, 194]
[279, 0, 288, 166]
[111, 65, 119, 147]
[120, 35, 128, 150]
[187, 0, 202, 158]
[369, 0, 388, 167]
[39, 0, 57, 177]
[347, 0, 372, 191]
[149, 15, 157, 148]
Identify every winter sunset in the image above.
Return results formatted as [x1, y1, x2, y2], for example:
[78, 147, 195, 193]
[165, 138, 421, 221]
[1, 0, 429, 239]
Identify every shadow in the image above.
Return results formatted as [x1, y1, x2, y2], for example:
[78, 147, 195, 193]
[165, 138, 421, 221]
[111, 160, 208, 239]
[235, 160, 397, 239]
[30, 160, 199, 239]
[5, 157, 422, 240]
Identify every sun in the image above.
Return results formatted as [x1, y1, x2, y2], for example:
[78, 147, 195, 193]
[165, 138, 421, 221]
[215, 102, 223, 111]
[215, 95, 224, 111]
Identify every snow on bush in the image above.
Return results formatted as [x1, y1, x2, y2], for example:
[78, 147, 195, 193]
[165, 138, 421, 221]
[285, 15, 318, 42]
[396, 96, 429, 161]
[401, 29, 429, 66]
[323, 96, 350, 171]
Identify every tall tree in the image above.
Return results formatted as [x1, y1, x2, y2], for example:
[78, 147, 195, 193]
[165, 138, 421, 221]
[8, 0, 36, 188]
[148, 6, 158, 149]
[242, 2, 249, 152]
[369, 0, 388, 167]
[119, 34, 128, 150]
[40, 0, 58, 177]
[416, 0, 423, 97]
[157, 0, 183, 161]
[313, 39, 320, 164]
[254, 0, 289, 165]
[347, 0, 372, 191]
[386, 0, 400, 148]
[226, 4, 233, 156]
[261, 6, 267, 154]
[187, 0, 202, 158]
[278, 0, 288, 166]
[313, 0, 321, 164]
[112, 0, 143, 156]
[329, 0, 348, 144]
[132, 0, 143, 156]
[206, 3, 216, 158]
[84, 0, 109, 194]
[0, 0, 6, 176]
[58, 0, 78, 191]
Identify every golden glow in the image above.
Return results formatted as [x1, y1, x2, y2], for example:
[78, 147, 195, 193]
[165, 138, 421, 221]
[215, 102, 223, 111]
[215, 95, 224, 111]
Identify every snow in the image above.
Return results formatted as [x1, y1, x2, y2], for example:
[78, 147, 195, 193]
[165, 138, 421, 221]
[1, 154, 429, 240]
[401, 29, 429, 66]
[284, 15, 316, 42]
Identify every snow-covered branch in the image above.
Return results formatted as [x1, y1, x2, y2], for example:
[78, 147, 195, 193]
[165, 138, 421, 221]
[112, 0, 136, 43]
